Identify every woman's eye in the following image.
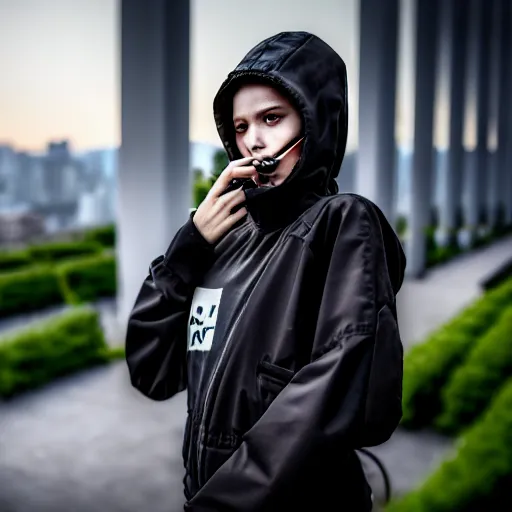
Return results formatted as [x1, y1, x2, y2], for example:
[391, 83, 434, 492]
[235, 124, 247, 133]
[265, 114, 281, 124]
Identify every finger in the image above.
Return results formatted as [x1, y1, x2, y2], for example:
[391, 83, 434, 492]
[214, 157, 258, 188]
[218, 206, 248, 233]
[210, 180, 244, 205]
[233, 156, 260, 167]
[213, 187, 246, 215]
[210, 168, 258, 198]
[230, 165, 259, 178]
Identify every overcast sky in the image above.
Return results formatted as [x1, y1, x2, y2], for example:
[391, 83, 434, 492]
[0, 0, 469, 153]
[0, 0, 361, 152]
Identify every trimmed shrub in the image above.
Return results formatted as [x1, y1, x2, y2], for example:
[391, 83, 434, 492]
[83, 224, 115, 248]
[0, 307, 109, 398]
[395, 215, 407, 239]
[29, 241, 102, 262]
[0, 266, 63, 317]
[386, 377, 512, 512]
[0, 250, 32, 272]
[194, 179, 211, 208]
[425, 226, 462, 269]
[401, 277, 512, 428]
[435, 306, 512, 434]
[427, 243, 462, 268]
[58, 254, 116, 304]
[104, 345, 125, 361]
[481, 259, 512, 291]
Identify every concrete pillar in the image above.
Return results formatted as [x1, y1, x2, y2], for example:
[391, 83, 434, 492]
[406, 0, 439, 278]
[356, 0, 399, 223]
[462, 0, 492, 242]
[502, 3, 512, 226]
[435, 0, 468, 247]
[486, 0, 502, 230]
[117, 0, 191, 324]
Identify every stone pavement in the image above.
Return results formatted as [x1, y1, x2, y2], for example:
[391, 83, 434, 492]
[0, 234, 511, 511]
[0, 362, 453, 512]
[0, 362, 188, 512]
[0, 360, 454, 512]
[396, 234, 512, 348]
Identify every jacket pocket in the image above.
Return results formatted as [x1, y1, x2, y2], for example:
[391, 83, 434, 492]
[256, 359, 295, 412]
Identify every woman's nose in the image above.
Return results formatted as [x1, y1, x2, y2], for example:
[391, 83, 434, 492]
[245, 127, 265, 154]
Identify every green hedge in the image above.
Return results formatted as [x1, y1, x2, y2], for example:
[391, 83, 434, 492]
[395, 215, 407, 239]
[401, 277, 512, 428]
[0, 307, 109, 398]
[425, 226, 463, 269]
[386, 377, 512, 512]
[0, 250, 33, 272]
[434, 306, 512, 434]
[193, 179, 212, 208]
[58, 254, 116, 304]
[0, 254, 117, 316]
[28, 241, 102, 262]
[105, 345, 125, 361]
[427, 243, 462, 268]
[83, 224, 115, 248]
[0, 266, 63, 318]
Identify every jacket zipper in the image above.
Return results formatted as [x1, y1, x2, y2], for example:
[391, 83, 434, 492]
[194, 230, 291, 488]
[196, 300, 250, 488]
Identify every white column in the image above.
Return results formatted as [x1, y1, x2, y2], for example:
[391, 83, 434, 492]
[435, 0, 468, 247]
[117, 0, 191, 325]
[462, 0, 492, 242]
[407, 0, 439, 278]
[356, 0, 399, 223]
[486, 0, 502, 230]
[504, 3, 512, 225]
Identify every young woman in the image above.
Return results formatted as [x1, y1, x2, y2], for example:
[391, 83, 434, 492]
[126, 31, 406, 511]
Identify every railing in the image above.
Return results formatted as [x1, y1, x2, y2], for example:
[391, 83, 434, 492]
[357, 448, 392, 505]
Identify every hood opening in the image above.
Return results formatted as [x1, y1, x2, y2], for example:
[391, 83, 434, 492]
[212, 32, 349, 228]
[213, 71, 313, 189]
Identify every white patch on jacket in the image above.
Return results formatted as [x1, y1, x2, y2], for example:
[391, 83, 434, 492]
[187, 287, 223, 352]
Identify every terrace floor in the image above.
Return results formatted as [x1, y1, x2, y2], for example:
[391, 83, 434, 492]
[1, 235, 511, 511]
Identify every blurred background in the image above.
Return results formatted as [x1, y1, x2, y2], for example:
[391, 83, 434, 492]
[0, 0, 512, 511]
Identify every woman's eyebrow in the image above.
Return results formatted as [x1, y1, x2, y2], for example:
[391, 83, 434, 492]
[257, 104, 283, 115]
[233, 104, 284, 122]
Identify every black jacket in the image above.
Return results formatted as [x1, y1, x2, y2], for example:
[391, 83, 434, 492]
[126, 32, 406, 511]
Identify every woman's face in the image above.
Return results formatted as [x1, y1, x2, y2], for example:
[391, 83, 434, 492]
[232, 84, 302, 187]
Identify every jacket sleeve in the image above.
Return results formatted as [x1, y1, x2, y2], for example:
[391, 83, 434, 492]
[185, 197, 404, 511]
[125, 213, 216, 401]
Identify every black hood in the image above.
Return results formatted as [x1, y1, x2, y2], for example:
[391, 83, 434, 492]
[213, 31, 349, 231]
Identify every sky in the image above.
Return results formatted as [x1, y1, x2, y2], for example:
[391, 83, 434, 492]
[0, 0, 360, 153]
[0, 0, 477, 154]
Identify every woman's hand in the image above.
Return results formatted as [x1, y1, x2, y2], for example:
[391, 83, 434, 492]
[193, 156, 259, 244]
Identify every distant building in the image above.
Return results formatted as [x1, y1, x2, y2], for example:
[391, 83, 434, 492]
[0, 141, 120, 235]
[40, 140, 82, 204]
[0, 209, 46, 245]
[21, 140, 83, 232]
[15, 152, 47, 205]
[0, 145, 17, 210]
[76, 184, 113, 227]
[76, 147, 118, 225]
